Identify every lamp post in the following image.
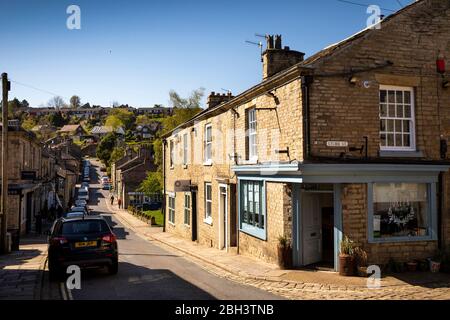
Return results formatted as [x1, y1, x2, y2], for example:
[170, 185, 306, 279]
[1, 73, 10, 253]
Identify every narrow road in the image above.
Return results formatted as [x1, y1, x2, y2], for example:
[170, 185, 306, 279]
[69, 160, 282, 300]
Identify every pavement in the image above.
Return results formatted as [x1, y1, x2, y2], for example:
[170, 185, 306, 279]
[106, 198, 450, 300]
[0, 230, 62, 300]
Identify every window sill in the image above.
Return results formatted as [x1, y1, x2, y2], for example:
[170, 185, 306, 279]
[168, 221, 175, 227]
[368, 235, 436, 244]
[240, 223, 266, 240]
[183, 164, 188, 169]
[203, 217, 213, 225]
[379, 150, 423, 158]
[169, 166, 174, 170]
[203, 161, 213, 166]
[183, 224, 190, 228]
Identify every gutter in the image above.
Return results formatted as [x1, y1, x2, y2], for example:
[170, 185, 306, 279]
[301, 75, 313, 160]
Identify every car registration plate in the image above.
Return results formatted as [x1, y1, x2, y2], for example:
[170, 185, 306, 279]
[75, 241, 97, 248]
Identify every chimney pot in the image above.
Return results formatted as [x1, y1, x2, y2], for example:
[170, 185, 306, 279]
[262, 34, 304, 79]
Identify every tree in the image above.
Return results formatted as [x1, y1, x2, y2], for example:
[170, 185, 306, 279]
[104, 108, 135, 130]
[46, 111, 67, 128]
[70, 95, 81, 109]
[21, 117, 37, 130]
[169, 87, 204, 109]
[7, 98, 21, 117]
[109, 146, 126, 164]
[21, 100, 29, 109]
[47, 96, 66, 109]
[96, 133, 117, 166]
[162, 88, 204, 134]
[138, 171, 162, 195]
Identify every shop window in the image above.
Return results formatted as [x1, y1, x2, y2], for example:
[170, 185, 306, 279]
[370, 183, 435, 242]
[239, 180, 266, 240]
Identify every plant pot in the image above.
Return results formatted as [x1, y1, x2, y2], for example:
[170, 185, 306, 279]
[357, 266, 368, 277]
[339, 254, 355, 276]
[277, 245, 293, 270]
[406, 262, 417, 272]
[429, 260, 441, 273]
[417, 260, 429, 272]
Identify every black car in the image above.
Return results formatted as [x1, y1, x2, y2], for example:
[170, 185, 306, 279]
[48, 216, 118, 278]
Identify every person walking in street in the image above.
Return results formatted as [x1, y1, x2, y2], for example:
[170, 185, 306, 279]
[110, 194, 115, 205]
[118, 198, 122, 209]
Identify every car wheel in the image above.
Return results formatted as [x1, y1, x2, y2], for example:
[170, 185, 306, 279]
[108, 259, 119, 275]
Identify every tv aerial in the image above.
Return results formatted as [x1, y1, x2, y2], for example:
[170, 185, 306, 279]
[245, 33, 267, 62]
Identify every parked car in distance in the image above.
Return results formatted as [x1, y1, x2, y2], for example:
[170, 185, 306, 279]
[77, 189, 89, 202]
[47, 216, 118, 278]
[102, 183, 111, 190]
[64, 211, 85, 219]
[75, 199, 87, 208]
[81, 182, 89, 189]
[101, 176, 109, 184]
[83, 175, 90, 182]
[100, 167, 106, 172]
[70, 206, 89, 215]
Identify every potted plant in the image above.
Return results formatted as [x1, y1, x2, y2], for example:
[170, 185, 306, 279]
[277, 235, 292, 270]
[354, 246, 368, 277]
[417, 259, 429, 272]
[429, 250, 444, 273]
[339, 236, 355, 276]
[406, 261, 418, 272]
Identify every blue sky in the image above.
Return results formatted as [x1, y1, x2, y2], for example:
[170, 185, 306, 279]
[0, 0, 412, 108]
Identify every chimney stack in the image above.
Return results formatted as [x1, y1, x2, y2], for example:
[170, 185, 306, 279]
[207, 91, 234, 109]
[262, 35, 305, 80]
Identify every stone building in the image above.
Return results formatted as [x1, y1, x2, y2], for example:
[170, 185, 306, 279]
[112, 145, 156, 209]
[163, 0, 450, 270]
[0, 122, 53, 246]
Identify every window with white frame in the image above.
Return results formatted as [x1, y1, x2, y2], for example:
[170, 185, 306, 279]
[246, 108, 257, 160]
[184, 193, 191, 225]
[183, 133, 188, 166]
[204, 124, 212, 164]
[379, 86, 415, 150]
[168, 195, 175, 224]
[169, 140, 174, 167]
[371, 183, 432, 240]
[204, 183, 212, 221]
[240, 180, 265, 239]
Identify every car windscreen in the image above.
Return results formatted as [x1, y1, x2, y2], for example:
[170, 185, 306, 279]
[78, 191, 88, 196]
[61, 220, 109, 235]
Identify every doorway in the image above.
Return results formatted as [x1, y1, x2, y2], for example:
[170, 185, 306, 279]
[218, 184, 228, 250]
[300, 187, 335, 268]
[25, 192, 33, 234]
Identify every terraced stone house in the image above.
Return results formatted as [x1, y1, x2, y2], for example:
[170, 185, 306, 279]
[163, 0, 450, 270]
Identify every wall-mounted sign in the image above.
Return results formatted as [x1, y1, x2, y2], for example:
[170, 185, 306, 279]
[174, 180, 191, 192]
[326, 141, 348, 147]
[21, 171, 36, 180]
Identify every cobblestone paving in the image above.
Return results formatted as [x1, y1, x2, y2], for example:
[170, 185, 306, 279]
[109, 202, 450, 300]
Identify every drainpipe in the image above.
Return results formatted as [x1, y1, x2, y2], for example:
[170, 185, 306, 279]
[438, 172, 443, 249]
[301, 75, 313, 160]
[162, 138, 167, 232]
